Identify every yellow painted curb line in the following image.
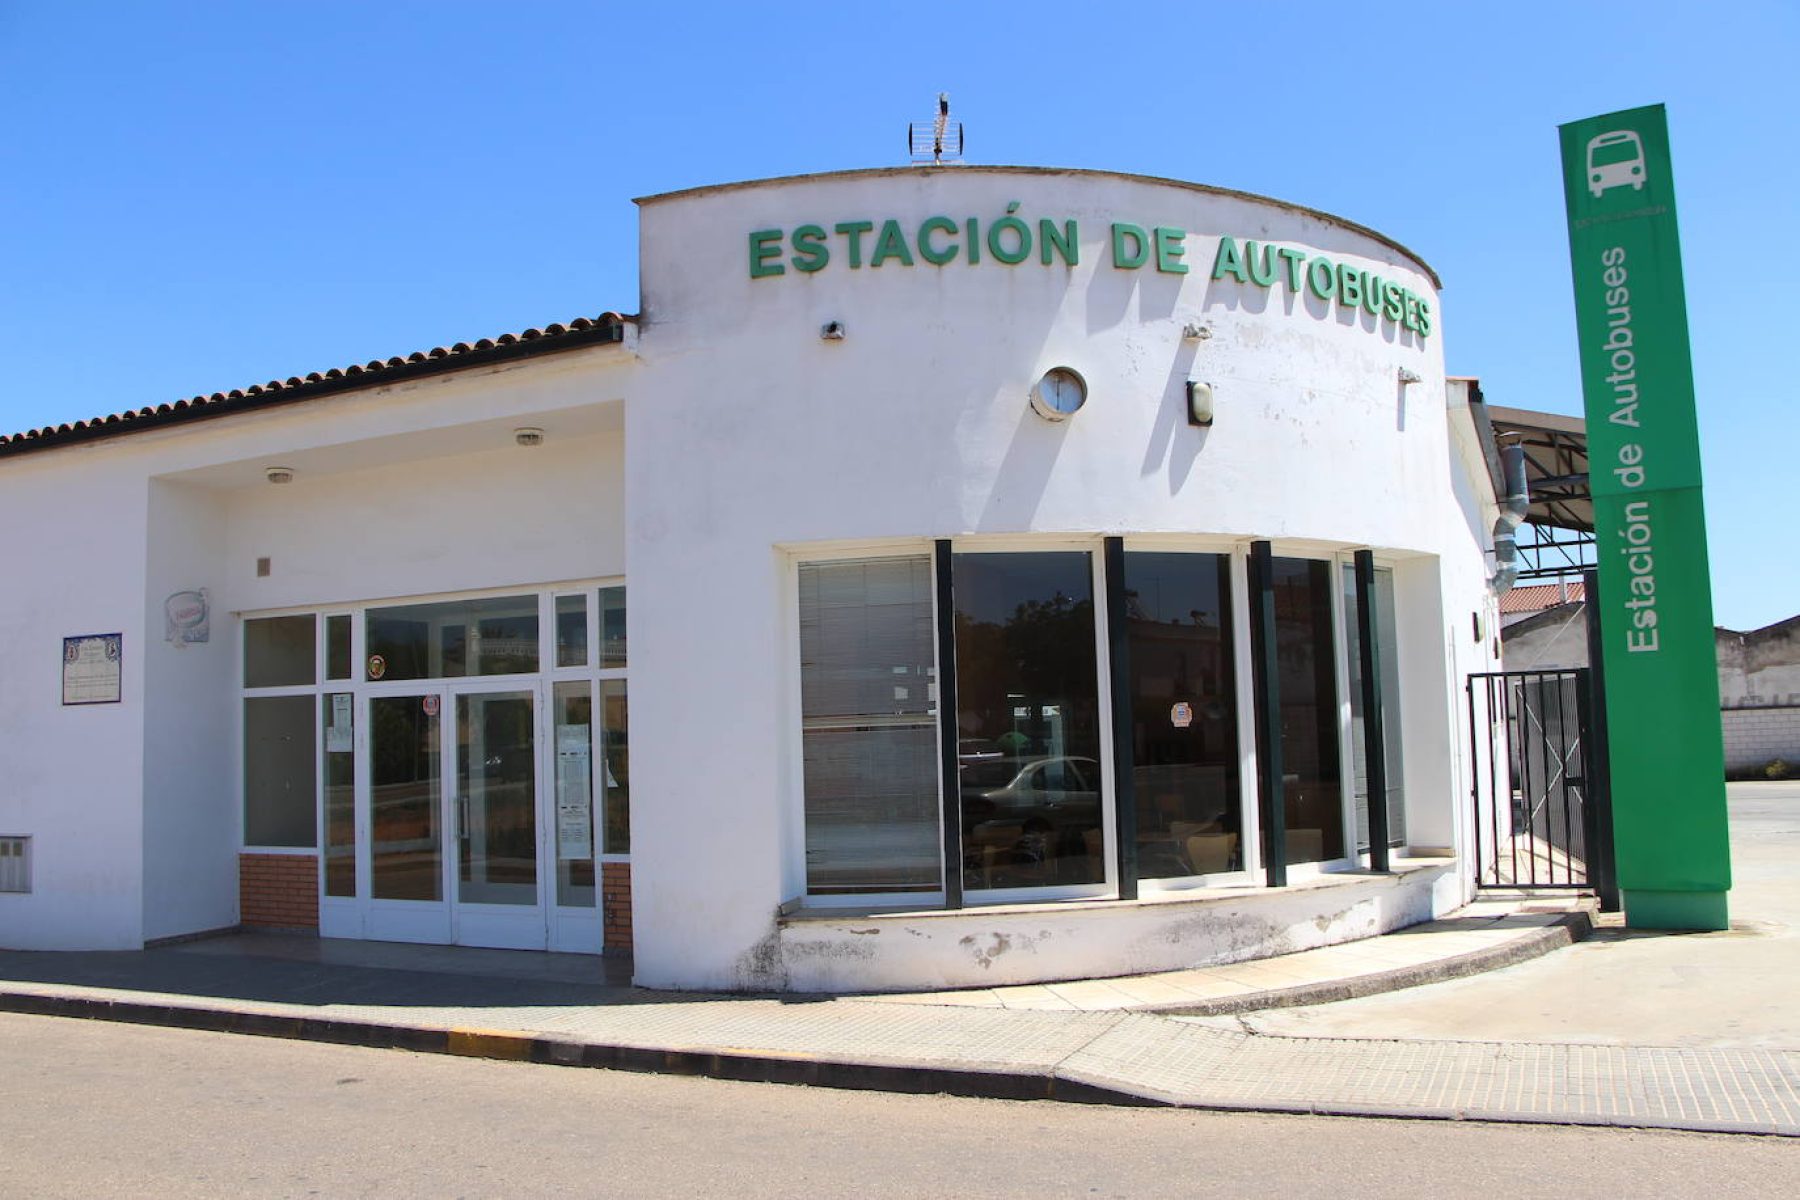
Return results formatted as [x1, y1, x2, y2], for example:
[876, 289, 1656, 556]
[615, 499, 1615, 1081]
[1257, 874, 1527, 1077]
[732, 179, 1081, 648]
[446, 1028, 535, 1061]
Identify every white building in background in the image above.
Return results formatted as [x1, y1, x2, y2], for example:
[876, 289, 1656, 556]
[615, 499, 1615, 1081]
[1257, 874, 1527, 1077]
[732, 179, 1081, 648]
[0, 167, 1506, 992]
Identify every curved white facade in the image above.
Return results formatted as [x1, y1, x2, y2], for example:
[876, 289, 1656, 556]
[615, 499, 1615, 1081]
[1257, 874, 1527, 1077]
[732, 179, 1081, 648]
[0, 167, 1504, 994]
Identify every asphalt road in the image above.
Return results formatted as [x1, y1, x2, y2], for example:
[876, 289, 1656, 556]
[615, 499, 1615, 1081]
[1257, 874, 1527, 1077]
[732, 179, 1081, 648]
[2, 1012, 1795, 1198]
[1202, 783, 1800, 1047]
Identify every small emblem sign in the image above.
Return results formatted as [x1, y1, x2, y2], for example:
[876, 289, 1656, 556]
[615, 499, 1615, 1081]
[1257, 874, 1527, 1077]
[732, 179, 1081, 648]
[366, 654, 387, 681]
[1170, 701, 1193, 729]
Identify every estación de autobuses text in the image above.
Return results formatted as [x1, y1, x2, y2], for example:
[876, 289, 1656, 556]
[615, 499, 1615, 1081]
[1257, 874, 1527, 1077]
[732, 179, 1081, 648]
[749, 212, 1433, 338]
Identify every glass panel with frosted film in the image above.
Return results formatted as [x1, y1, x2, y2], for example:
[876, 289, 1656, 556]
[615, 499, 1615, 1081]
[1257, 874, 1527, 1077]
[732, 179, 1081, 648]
[798, 557, 940, 895]
[1123, 553, 1241, 879]
[456, 692, 537, 906]
[371, 694, 441, 901]
[554, 680, 596, 907]
[323, 693, 356, 897]
[953, 552, 1104, 891]
[1273, 559, 1344, 864]
[244, 616, 315, 688]
[243, 696, 317, 848]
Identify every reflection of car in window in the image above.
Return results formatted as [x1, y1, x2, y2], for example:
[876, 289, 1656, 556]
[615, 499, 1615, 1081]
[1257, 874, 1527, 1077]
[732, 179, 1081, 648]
[960, 756, 1100, 830]
[1586, 130, 1646, 199]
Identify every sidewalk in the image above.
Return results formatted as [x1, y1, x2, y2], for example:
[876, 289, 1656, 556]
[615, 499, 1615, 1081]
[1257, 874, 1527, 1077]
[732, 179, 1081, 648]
[4, 892, 1796, 1137]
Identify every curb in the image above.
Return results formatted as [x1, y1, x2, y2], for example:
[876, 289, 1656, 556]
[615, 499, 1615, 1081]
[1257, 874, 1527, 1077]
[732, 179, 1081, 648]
[0, 988, 1149, 1109]
[1136, 910, 1595, 1017]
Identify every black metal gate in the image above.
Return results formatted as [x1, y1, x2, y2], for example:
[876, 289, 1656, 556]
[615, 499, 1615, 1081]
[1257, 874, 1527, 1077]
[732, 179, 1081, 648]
[1466, 669, 1614, 898]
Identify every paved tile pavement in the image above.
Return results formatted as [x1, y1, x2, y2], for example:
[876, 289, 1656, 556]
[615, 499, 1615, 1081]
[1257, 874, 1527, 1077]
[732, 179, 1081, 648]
[4, 903, 1797, 1136]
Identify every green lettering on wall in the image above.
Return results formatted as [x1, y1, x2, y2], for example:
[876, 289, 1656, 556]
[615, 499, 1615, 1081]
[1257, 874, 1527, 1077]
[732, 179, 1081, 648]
[1040, 218, 1079, 266]
[1306, 257, 1336, 300]
[1153, 227, 1188, 274]
[1277, 247, 1308, 291]
[834, 221, 874, 268]
[1112, 223, 1149, 269]
[1244, 240, 1278, 286]
[1211, 235, 1247, 282]
[870, 219, 915, 267]
[749, 229, 785, 278]
[790, 225, 829, 273]
[918, 216, 959, 265]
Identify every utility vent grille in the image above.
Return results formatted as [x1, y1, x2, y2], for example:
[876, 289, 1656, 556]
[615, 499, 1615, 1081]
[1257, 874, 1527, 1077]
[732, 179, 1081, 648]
[0, 837, 30, 893]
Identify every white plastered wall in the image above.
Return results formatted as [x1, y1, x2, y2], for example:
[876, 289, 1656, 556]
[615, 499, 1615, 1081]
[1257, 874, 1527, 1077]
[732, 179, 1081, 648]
[626, 168, 1483, 990]
[0, 446, 150, 949]
[1, 345, 634, 948]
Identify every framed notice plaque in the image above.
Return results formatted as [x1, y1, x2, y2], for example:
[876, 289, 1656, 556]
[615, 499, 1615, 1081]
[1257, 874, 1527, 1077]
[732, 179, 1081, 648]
[62, 633, 122, 705]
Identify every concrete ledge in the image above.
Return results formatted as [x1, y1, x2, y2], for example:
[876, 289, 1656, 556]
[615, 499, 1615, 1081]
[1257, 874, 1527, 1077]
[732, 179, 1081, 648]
[1140, 910, 1595, 1017]
[778, 860, 1459, 993]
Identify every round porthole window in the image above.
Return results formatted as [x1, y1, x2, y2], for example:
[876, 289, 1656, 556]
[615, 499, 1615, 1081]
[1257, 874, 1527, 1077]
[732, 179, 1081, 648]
[1029, 367, 1087, 421]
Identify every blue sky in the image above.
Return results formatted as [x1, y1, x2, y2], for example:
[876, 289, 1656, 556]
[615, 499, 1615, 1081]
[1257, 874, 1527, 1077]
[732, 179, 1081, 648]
[2, 2, 1793, 629]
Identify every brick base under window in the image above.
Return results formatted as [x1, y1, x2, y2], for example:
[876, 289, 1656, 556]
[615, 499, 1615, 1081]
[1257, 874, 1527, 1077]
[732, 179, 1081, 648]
[602, 862, 632, 950]
[240, 853, 319, 930]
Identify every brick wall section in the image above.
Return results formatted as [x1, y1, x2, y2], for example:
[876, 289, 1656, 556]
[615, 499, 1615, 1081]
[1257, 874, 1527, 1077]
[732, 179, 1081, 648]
[1722, 706, 1800, 773]
[239, 853, 319, 929]
[602, 862, 632, 950]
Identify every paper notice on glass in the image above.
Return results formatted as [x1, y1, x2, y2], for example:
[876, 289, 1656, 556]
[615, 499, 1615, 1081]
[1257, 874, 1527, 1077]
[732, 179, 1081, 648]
[326, 694, 353, 752]
[556, 725, 593, 860]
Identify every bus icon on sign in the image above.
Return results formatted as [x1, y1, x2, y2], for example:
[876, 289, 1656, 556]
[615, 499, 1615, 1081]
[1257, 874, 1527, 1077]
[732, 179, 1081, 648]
[1586, 130, 1647, 198]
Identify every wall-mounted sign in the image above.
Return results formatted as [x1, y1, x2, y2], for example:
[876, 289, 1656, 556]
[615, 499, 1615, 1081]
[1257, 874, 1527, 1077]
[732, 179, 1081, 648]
[62, 633, 122, 706]
[163, 589, 210, 645]
[749, 210, 1432, 340]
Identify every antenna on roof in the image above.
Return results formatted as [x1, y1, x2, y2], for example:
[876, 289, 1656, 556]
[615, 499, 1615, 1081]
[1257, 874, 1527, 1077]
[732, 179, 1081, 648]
[908, 93, 964, 165]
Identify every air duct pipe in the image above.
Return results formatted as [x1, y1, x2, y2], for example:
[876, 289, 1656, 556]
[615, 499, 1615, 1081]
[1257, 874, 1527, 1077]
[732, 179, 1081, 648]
[1490, 443, 1530, 594]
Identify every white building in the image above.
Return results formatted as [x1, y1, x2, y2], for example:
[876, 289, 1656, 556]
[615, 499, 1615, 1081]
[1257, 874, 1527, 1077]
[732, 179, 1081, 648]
[0, 167, 1506, 992]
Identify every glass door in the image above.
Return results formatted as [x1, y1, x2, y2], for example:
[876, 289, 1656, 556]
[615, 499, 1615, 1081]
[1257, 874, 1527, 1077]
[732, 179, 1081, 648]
[364, 690, 452, 944]
[450, 685, 548, 949]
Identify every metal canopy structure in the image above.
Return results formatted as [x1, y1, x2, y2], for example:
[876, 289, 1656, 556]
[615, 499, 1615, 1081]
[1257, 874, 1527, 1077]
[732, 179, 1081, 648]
[1470, 391, 1595, 583]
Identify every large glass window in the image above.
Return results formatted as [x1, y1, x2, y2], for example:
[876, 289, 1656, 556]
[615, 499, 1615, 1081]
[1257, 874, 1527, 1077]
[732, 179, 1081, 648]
[952, 552, 1103, 892]
[1344, 564, 1406, 852]
[1271, 559, 1345, 864]
[365, 595, 538, 681]
[1123, 553, 1241, 878]
[798, 558, 939, 895]
[243, 695, 316, 847]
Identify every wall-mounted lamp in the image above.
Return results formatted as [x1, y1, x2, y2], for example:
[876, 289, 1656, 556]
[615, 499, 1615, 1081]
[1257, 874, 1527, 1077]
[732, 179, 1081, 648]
[820, 320, 846, 341]
[1397, 367, 1422, 386]
[1181, 322, 1213, 341]
[513, 427, 545, 447]
[264, 466, 294, 485]
[1186, 380, 1215, 427]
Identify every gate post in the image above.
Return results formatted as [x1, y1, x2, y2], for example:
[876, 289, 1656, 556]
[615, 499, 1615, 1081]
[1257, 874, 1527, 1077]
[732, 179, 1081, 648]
[1582, 569, 1621, 912]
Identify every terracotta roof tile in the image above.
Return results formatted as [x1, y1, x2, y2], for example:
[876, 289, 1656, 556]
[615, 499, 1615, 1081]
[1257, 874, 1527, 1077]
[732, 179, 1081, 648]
[0, 311, 634, 460]
[1499, 582, 1586, 615]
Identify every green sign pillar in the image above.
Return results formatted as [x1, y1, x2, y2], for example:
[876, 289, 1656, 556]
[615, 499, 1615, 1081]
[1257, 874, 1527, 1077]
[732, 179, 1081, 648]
[1559, 104, 1730, 930]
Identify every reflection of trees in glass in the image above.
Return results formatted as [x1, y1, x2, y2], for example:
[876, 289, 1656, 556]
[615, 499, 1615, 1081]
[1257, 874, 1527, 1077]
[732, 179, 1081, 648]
[955, 593, 1097, 752]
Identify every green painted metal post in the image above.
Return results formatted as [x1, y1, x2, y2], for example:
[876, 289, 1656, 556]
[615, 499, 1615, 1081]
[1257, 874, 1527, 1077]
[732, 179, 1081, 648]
[1559, 104, 1730, 930]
